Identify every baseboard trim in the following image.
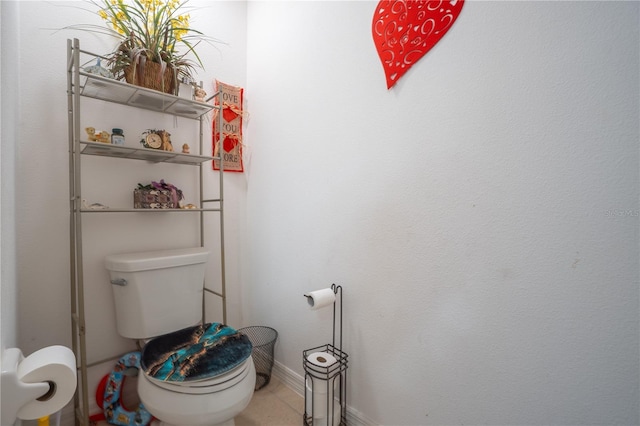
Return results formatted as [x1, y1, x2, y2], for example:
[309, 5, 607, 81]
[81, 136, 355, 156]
[272, 360, 377, 426]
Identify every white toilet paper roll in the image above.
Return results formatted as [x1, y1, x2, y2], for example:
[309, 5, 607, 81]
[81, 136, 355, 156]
[304, 288, 336, 310]
[312, 403, 341, 426]
[16, 345, 77, 420]
[305, 377, 340, 419]
[307, 352, 337, 368]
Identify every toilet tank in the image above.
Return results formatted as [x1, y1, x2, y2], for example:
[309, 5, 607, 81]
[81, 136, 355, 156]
[104, 247, 210, 339]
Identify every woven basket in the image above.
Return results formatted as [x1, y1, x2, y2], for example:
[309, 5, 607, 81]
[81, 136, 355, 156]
[133, 189, 176, 209]
[124, 59, 175, 94]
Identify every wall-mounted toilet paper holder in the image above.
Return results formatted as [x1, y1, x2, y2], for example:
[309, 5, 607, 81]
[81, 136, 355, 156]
[302, 283, 347, 426]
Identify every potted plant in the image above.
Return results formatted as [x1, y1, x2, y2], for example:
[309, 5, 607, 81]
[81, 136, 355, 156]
[75, 0, 217, 94]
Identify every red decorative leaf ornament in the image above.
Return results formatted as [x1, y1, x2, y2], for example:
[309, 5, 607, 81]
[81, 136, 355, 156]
[372, 0, 465, 89]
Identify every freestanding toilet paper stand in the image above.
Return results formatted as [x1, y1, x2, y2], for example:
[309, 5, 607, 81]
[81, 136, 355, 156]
[303, 284, 348, 426]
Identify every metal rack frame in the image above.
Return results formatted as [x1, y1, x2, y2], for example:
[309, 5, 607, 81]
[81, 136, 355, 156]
[67, 38, 226, 425]
[303, 284, 348, 426]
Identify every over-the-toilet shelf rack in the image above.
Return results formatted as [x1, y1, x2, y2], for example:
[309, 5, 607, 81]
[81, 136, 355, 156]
[67, 38, 226, 425]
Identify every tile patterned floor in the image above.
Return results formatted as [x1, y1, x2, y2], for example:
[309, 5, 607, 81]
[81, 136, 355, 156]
[91, 375, 304, 426]
[235, 376, 305, 425]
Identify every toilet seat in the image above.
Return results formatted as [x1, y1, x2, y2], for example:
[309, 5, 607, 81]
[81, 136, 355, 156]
[141, 357, 252, 395]
[140, 323, 253, 395]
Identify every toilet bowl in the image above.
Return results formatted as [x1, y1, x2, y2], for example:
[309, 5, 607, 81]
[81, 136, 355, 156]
[137, 322, 255, 426]
[105, 248, 256, 426]
[139, 357, 256, 426]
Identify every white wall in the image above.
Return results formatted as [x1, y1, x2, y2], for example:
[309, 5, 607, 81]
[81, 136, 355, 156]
[9, 0, 639, 425]
[2, 0, 20, 353]
[12, 0, 247, 418]
[245, 1, 639, 425]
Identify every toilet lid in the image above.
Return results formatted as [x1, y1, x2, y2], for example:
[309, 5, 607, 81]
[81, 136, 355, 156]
[140, 323, 252, 383]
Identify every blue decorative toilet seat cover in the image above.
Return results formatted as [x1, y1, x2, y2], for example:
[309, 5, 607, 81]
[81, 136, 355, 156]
[141, 323, 253, 382]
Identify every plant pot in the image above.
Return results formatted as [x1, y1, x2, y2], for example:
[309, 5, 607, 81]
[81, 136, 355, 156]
[124, 58, 175, 94]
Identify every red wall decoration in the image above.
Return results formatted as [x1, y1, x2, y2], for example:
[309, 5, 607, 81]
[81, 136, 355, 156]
[213, 80, 244, 173]
[372, 0, 465, 89]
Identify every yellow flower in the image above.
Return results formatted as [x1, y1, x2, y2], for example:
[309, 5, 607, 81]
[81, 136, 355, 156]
[98, 9, 108, 19]
[110, 17, 119, 30]
[175, 29, 186, 42]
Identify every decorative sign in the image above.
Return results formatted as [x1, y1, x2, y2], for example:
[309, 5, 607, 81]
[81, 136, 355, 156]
[372, 0, 465, 89]
[213, 80, 244, 172]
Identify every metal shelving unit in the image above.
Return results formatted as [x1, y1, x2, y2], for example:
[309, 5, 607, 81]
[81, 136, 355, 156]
[67, 38, 226, 425]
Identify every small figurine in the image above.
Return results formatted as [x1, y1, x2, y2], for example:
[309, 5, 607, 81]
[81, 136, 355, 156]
[84, 59, 114, 79]
[182, 144, 190, 154]
[159, 130, 173, 151]
[85, 127, 96, 140]
[194, 87, 207, 102]
[82, 199, 109, 210]
[85, 127, 110, 143]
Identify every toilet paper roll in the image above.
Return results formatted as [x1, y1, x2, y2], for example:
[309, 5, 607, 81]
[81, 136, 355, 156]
[16, 345, 77, 420]
[305, 376, 340, 418]
[304, 288, 336, 310]
[312, 403, 341, 426]
[307, 351, 337, 368]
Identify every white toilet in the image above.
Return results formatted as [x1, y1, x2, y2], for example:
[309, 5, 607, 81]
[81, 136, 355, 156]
[105, 247, 255, 426]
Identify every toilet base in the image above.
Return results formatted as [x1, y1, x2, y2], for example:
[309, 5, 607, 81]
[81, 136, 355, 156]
[140, 357, 255, 426]
[155, 420, 234, 426]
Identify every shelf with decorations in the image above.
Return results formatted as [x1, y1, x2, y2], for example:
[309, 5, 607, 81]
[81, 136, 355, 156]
[80, 141, 215, 165]
[77, 70, 214, 119]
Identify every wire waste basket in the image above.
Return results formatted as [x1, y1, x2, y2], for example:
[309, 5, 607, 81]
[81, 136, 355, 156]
[240, 326, 278, 391]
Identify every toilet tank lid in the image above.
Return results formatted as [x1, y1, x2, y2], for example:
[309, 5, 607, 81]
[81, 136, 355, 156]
[105, 247, 209, 272]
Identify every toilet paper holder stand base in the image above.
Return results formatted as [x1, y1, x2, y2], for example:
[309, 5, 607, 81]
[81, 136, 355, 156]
[302, 284, 347, 426]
